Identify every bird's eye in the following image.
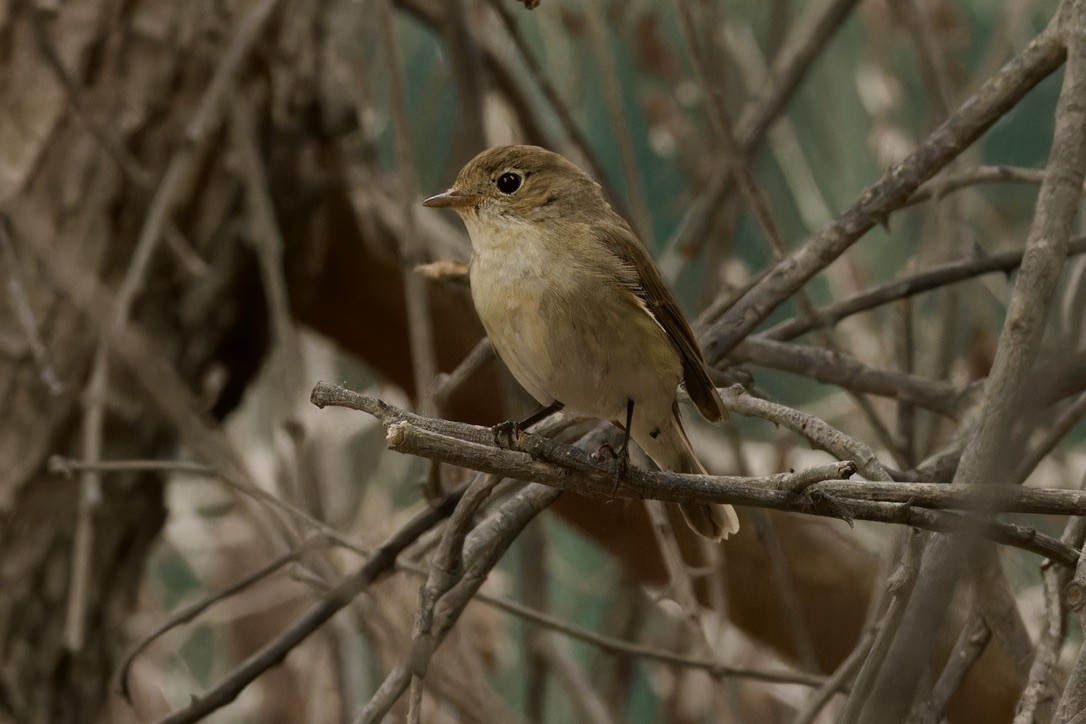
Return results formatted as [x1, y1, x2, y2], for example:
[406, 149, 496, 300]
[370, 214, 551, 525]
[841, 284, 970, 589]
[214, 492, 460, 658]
[495, 172, 522, 194]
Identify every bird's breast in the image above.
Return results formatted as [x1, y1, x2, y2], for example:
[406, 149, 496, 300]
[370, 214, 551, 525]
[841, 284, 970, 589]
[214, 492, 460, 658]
[466, 221, 681, 422]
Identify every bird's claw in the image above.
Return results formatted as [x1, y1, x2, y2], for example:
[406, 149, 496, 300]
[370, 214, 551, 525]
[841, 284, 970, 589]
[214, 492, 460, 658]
[492, 420, 522, 450]
[591, 442, 631, 495]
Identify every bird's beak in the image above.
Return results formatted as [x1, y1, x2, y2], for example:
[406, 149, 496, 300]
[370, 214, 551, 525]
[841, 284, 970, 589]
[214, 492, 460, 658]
[422, 189, 479, 209]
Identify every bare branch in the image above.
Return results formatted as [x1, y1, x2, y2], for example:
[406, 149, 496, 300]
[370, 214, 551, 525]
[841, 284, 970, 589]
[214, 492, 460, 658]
[356, 483, 561, 723]
[312, 382, 1084, 565]
[702, 20, 1065, 357]
[761, 236, 1086, 342]
[153, 485, 466, 724]
[858, 1, 1086, 715]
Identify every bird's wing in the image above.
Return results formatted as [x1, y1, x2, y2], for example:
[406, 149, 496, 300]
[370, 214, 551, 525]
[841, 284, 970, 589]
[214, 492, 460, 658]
[595, 223, 726, 422]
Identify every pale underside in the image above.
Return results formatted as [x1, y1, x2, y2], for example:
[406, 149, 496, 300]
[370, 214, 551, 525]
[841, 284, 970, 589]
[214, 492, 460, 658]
[467, 214, 681, 442]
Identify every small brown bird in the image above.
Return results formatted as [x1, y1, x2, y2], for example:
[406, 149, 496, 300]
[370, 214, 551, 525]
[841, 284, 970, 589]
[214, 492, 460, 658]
[423, 145, 739, 540]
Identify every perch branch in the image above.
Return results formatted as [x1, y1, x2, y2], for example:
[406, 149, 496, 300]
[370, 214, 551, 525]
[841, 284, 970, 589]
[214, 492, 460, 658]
[312, 382, 1083, 565]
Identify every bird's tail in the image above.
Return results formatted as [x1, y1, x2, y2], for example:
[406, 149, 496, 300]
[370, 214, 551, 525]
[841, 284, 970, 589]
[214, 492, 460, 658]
[633, 407, 740, 541]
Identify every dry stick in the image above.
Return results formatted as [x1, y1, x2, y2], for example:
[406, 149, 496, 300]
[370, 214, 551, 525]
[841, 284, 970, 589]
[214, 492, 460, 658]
[746, 510, 821, 672]
[695, 11, 900, 455]
[686, 11, 905, 462]
[1055, 561, 1086, 722]
[153, 484, 466, 724]
[903, 165, 1046, 207]
[722, 23, 835, 232]
[28, 206, 329, 570]
[314, 383, 1084, 564]
[63, 455, 817, 697]
[118, 544, 312, 701]
[405, 474, 503, 723]
[28, 6, 154, 189]
[230, 90, 305, 396]
[928, 613, 991, 718]
[730, 337, 966, 417]
[720, 385, 891, 481]
[761, 236, 1086, 342]
[433, 338, 494, 409]
[1017, 515, 1086, 723]
[701, 21, 1066, 359]
[641, 500, 704, 630]
[974, 551, 1034, 685]
[0, 218, 64, 394]
[795, 526, 916, 724]
[377, 0, 439, 417]
[678, 0, 898, 457]
[897, 0, 957, 116]
[536, 634, 615, 724]
[666, 0, 862, 261]
[791, 627, 873, 724]
[582, 0, 655, 247]
[859, 4, 1086, 718]
[322, 381, 1086, 517]
[50, 457, 369, 557]
[840, 530, 927, 724]
[484, 0, 609, 185]
[464, 585, 826, 688]
[519, 516, 550, 723]
[1014, 390, 1086, 484]
[677, 0, 897, 464]
[64, 0, 284, 653]
[372, 542, 825, 690]
[444, 0, 488, 152]
[356, 484, 562, 723]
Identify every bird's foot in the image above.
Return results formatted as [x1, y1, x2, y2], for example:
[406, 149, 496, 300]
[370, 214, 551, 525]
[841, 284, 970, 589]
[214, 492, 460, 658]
[492, 420, 522, 450]
[594, 443, 630, 496]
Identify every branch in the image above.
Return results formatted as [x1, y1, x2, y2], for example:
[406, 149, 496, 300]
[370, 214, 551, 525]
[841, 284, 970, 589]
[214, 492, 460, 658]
[312, 382, 1083, 566]
[859, 1, 1086, 716]
[701, 20, 1065, 358]
[154, 485, 466, 724]
[357, 483, 561, 723]
[728, 337, 966, 417]
[903, 164, 1045, 207]
[760, 235, 1086, 342]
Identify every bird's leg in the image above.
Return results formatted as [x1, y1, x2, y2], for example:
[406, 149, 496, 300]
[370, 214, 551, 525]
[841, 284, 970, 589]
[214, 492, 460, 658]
[493, 400, 564, 449]
[611, 398, 635, 494]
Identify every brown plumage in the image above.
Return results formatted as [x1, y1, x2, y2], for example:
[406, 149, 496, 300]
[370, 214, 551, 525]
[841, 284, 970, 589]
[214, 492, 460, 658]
[424, 145, 738, 540]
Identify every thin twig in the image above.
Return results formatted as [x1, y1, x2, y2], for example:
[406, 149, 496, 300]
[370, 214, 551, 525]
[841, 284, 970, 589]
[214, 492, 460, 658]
[356, 484, 562, 723]
[702, 20, 1065, 357]
[859, 3, 1086, 715]
[840, 530, 927, 724]
[583, 0, 655, 246]
[230, 89, 305, 399]
[484, 0, 609, 185]
[405, 474, 503, 723]
[904, 165, 1046, 207]
[154, 484, 466, 724]
[760, 236, 1086, 342]
[377, 0, 439, 416]
[118, 544, 315, 701]
[461, 583, 827, 688]
[64, 0, 284, 653]
[1014, 390, 1086, 484]
[666, 0, 862, 261]
[928, 612, 991, 718]
[792, 625, 872, 724]
[0, 217, 64, 395]
[729, 337, 966, 417]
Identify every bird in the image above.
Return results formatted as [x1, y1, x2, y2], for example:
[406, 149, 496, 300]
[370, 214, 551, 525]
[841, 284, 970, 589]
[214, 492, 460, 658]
[422, 145, 739, 541]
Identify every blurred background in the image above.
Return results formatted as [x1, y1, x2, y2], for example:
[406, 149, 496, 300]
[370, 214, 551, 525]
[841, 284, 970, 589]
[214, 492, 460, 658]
[1, 0, 1084, 722]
